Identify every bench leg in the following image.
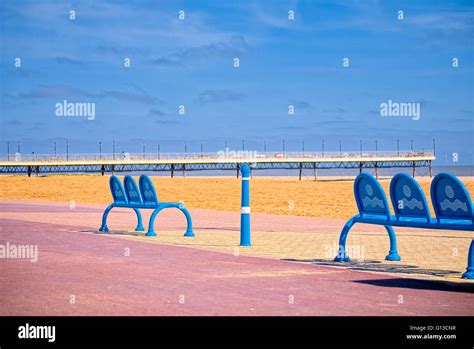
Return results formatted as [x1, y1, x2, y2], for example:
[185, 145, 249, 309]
[462, 240, 474, 279]
[146, 207, 164, 237]
[99, 204, 114, 233]
[334, 219, 401, 262]
[133, 208, 145, 232]
[179, 207, 195, 237]
[334, 218, 355, 262]
[384, 225, 401, 261]
[146, 206, 195, 237]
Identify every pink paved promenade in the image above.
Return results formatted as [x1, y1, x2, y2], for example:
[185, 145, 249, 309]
[0, 199, 420, 234]
[0, 199, 349, 233]
[1, 202, 473, 316]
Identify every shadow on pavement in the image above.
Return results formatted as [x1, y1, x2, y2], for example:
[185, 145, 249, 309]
[353, 278, 474, 293]
[283, 258, 461, 277]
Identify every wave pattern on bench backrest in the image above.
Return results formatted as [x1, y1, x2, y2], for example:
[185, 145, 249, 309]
[110, 176, 128, 205]
[139, 175, 159, 205]
[390, 174, 430, 221]
[124, 175, 143, 205]
[354, 173, 391, 218]
[430, 173, 473, 221]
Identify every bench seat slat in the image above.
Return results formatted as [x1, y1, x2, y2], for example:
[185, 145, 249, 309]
[354, 214, 474, 231]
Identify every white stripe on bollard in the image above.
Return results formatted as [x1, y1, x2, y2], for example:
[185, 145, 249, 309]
[242, 177, 250, 181]
[240, 206, 251, 214]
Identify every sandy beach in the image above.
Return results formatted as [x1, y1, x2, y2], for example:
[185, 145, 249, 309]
[1, 174, 472, 219]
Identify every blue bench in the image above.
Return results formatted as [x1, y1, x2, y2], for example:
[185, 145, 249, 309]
[99, 174, 195, 237]
[334, 172, 474, 279]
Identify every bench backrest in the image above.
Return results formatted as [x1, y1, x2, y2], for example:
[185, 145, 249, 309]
[110, 176, 128, 205]
[390, 173, 431, 221]
[354, 173, 391, 218]
[430, 173, 473, 222]
[124, 175, 143, 205]
[139, 174, 159, 205]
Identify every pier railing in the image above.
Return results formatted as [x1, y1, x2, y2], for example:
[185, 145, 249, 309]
[0, 151, 434, 163]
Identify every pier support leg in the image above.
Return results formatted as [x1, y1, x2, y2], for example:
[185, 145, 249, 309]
[171, 164, 174, 178]
[299, 163, 302, 181]
[412, 162, 416, 178]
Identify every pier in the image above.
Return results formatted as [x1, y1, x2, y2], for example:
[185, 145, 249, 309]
[0, 151, 435, 179]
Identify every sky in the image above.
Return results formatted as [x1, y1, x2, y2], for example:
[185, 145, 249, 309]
[1, 0, 473, 165]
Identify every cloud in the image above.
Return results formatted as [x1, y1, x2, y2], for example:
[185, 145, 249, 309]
[277, 125, 307, 131]
[2, 1, 251, 69]
[152, 36, 249, 67]
[290, 100, 312, 110]
[322, 107, 346, 113]
[95, 42, 147, 56]
[252, 1, 300, 29]
[17, 85, 89, 99]
[55, 57, 84, 65]
[29, 122, 45, 132]
[95, 43, 128, 55]
[6, 119, 23, 126]
[199, 89, 244, 104]
[151, 57, 183, 68]
[12, 85, 160, 105]
[316, 119, 357, 127]
[404, 11, 474, 48]
[148, 108, 179, 125]
[154, 119, 179, 125]
[149, 109, 166, 117]
[453, 110, 474, 123]
[407, 12, 473, 31]
[97, 90, 159, 105]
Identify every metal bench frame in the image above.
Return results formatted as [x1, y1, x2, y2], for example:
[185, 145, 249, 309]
[334, 173, 473, 279]
[99, 174, 194, 237]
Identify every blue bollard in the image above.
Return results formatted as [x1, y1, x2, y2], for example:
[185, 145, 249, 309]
[240, 163, 251, 246]
[462, 240, 474, 279]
